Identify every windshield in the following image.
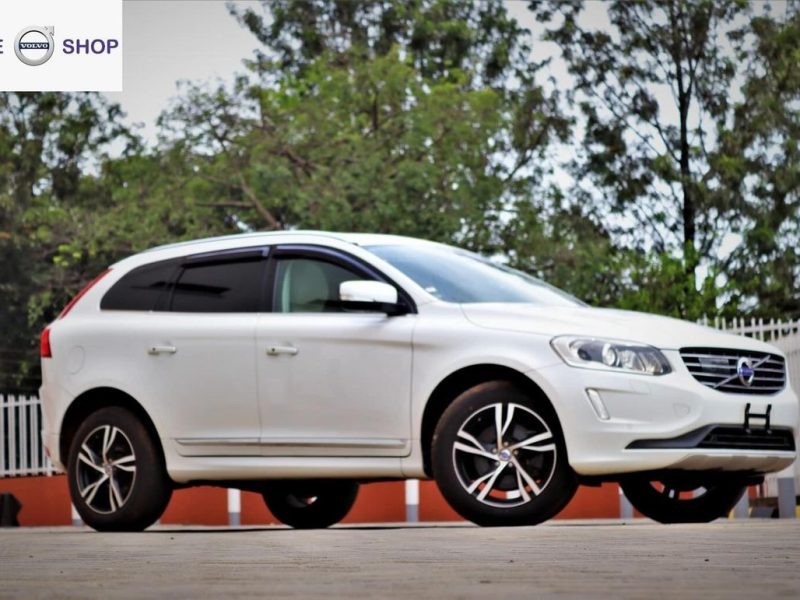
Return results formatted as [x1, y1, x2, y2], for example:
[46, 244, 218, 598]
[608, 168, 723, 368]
[367, 244, 585, 306]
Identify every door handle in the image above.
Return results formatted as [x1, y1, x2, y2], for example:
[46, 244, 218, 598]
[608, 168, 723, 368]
[266, 345, 299, 357]
[148, 345, 177, 355]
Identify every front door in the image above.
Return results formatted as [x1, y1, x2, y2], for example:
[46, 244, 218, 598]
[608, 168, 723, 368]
[256, 246, 415, 457]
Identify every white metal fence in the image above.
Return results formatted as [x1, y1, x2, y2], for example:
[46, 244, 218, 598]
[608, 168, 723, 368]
[0, 393, 54, 477]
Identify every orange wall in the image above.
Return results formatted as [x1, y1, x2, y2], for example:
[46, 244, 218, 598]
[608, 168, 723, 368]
[1, 475, 622, 526]
[161, 486, 228, 525]
[419, 480, 463, 521]
[0, 475, 72, 526]
[342, 481, 406, 524]
[556, 483, 620, 519]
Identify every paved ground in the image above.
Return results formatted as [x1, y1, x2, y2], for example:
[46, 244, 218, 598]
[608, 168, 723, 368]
[1, 520, 799, 599]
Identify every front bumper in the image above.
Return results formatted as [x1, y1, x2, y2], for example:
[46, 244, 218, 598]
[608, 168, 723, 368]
[529, 350, 799, 477]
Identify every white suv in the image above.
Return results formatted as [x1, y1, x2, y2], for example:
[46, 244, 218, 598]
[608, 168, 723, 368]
[40, 232, 798, 530]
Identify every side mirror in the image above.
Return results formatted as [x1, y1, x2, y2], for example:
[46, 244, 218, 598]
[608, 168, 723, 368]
[339, 281, 408, 315]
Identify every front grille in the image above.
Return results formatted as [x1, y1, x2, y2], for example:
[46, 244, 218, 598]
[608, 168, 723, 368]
[627, 424, 796, 451]
[698, 426, 796, 451]
[680, 347, 786, 395]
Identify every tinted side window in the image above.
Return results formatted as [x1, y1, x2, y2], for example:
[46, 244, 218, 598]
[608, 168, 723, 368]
[171, 259, 264, 313]
[274, 258, 367, 313]
[101, 260, 178, 311]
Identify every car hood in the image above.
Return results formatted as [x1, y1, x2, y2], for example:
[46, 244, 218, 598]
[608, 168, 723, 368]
[460, 304, 781, 354]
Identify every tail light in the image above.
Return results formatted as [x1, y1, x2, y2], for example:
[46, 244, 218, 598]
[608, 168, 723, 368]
[40, 326, 52, 358]
[57, 268, 111, 319]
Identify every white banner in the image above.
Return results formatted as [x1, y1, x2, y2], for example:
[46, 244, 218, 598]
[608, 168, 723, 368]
[0, 0, 122, 91]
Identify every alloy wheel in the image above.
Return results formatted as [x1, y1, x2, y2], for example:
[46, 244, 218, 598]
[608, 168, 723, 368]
[75, 425, 137, 514]
[452, 402, 557, 508]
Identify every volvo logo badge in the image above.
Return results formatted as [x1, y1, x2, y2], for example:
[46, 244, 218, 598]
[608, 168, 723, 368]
[736, 357, 755, 386]
[14, 26, 55, 67]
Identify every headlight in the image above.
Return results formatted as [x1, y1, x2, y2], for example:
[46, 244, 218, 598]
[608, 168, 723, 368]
[550, 336, 671, 376]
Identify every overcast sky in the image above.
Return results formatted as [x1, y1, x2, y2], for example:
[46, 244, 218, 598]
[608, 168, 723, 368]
[107, 1, 258, 142]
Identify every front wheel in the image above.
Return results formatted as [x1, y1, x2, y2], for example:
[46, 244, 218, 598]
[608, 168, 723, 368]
[432, 381, 577, 527]
[263, 480, 359, 529]
[620, 477, 747, 523]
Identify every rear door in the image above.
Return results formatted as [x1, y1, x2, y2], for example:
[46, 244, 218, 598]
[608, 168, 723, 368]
[103, 248, 268, 456]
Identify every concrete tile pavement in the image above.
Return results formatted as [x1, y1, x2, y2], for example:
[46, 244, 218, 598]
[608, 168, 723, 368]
[1, 520, 798, 599]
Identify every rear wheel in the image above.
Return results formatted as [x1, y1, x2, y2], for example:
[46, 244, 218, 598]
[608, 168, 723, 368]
[432, 381, 577, 527]
[67, 406, 172, 531]
[263, 480, 359, 529]
[620, 477, 747, 523]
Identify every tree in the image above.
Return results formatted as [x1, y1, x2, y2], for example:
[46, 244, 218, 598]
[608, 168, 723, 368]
[161, 0, 571, 255]
[533, 0, 751, 317]
[230, 0, 537, 87]
[722, 6, 800, 318]
[0, 93, 132, 389]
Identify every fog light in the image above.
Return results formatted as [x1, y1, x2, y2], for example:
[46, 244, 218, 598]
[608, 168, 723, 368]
[586, 388, 610, 421]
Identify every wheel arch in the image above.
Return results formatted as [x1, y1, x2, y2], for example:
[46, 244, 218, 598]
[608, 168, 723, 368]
[419, 364, 559, 477]
[59, 387, 167, 472]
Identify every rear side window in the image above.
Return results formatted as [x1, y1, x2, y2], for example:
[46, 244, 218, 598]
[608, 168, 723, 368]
[101, 260, 178, 311]
[171, 259, 265, 313]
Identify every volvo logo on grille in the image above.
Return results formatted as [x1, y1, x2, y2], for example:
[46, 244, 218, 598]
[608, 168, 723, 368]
[736, 357, 755, 386]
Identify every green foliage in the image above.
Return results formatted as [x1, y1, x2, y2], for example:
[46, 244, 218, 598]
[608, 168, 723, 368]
[533, 0, 799, 319]
[721, 7, 800, 317]
[613, 251, 723, 320]
[159, 48, 555, 248]
[160, 1, 573, 252]
[230, 0, 534, 86]
[534, 0, 749, 254]
[0, 93, 135, 388]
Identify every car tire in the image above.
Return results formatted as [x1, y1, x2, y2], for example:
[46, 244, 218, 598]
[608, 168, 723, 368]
[432, 381, 578, 527]
[67, 406, 172, 532]
[620, 477, 747, 523]
[263, 480, 359, 529]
